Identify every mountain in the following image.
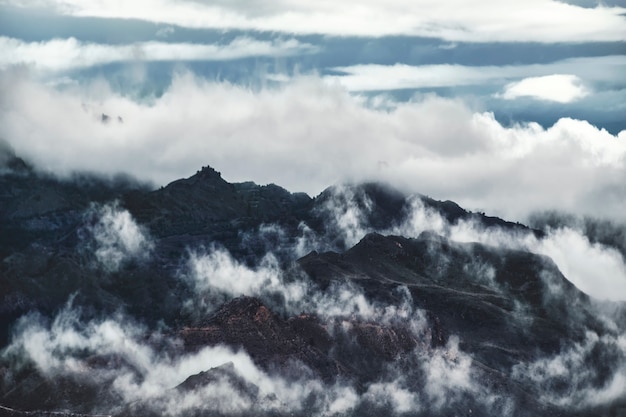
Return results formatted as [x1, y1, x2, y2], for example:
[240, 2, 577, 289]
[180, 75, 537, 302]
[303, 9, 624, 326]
[1, 160, 625, 417]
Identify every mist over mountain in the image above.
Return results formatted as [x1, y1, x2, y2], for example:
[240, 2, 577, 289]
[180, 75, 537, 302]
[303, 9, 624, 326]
[1, 1, 625, 415]
[1, 153, 625, 417]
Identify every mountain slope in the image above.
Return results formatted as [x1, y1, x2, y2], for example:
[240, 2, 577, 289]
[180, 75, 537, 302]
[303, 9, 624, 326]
[1, 162, 625, 417]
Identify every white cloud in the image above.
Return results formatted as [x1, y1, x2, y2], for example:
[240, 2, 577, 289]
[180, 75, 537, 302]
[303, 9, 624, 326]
[531, 228, 626, 301]
[4, 306, 349, 415]
[500, 74, 589, 103]
[184, 243, 425, 324]
[84, 202, 154, 272]
[3, 223, 624, 413]
[423, 337, 474, 408]
[185, 188, 626, 303]
[4, 300, 349, 414]
[451, 223, 626, 303]
[326, 63, 497, 91]
[4, 0, 626, 42]
[512, 330, 626, 409]
[317, 184, 375, 249]
[401, 202, 626, 302]
[312, 194, 626, 301]
[0, 36, 318, 72]
[1, 70, 625, 225]
[363, 379, 421, 413]
[324, 56, 626, 92]
[0, 287, 448, 415]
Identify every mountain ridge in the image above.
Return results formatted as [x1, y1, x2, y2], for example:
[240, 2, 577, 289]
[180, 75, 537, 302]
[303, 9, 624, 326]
[1, 159, 625, 416]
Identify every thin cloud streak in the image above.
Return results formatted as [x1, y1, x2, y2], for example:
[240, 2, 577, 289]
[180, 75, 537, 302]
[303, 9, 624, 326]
[5, 0, 626, 42]
[0, 36, 318, 72]
[324, 56, 626, 93]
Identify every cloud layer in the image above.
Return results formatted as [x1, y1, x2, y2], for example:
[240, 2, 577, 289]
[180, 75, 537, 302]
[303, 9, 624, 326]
[325, 55, 626, 93]
[0, 36, 317, 72]
[6, 0, 626, 42]
[1, 70, 625, 223]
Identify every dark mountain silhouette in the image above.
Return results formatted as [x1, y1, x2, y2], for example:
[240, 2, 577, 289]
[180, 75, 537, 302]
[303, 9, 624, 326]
[1, 161, 625, 417]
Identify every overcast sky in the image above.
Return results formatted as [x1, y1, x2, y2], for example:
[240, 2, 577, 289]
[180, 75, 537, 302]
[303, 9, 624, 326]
[1, 0, 625, 222]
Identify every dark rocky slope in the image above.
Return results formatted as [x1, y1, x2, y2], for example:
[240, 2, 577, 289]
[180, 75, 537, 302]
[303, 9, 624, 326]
[1, 158, 625, 417]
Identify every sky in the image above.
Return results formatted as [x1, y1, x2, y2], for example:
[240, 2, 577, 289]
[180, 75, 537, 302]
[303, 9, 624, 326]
[0, 0, 625, 221]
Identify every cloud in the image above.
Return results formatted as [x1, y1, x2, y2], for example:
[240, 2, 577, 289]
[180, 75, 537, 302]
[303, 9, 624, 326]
[500, 74, 589, 103]
[310, 191, 626, 301]
[363, 379, 421, 413]
[512, 330, 626, 409]
[530, 227, 626, 301]
[315, 184, 376, 249]
[82, 202, 153, 272]
[187, 248, 282, 297]
[0, 281, 478, 416]
[324, 55, 626, 92]
[0, 36, 318, 72]
[399, 199, 626, 302]
[183, 246, 308, 314]
[422, 336, 474, 408]
[184, 242, 426, 325]
[3, 301, 368, 416]
[327, 63, 505, 91]
[456, 224, 626, 302]
[1, 70, 625, 225]
[4, 0, 626, 42]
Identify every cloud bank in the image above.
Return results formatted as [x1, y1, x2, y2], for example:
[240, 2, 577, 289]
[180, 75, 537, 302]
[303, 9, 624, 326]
[5, 0, 626, 42]
[1, 70, 625, 223]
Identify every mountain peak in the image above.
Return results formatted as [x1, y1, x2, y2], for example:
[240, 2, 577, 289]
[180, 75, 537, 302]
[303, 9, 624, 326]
[195, 165, 222, 180]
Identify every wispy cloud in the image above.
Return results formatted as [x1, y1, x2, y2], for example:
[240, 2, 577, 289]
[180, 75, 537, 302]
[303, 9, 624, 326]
[512, 330, 626, 409]
[314, 190, 626, 301]
[4, 0, 626, 42]
[0, 36, 318, 72]
[82, 202, 154, 272]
